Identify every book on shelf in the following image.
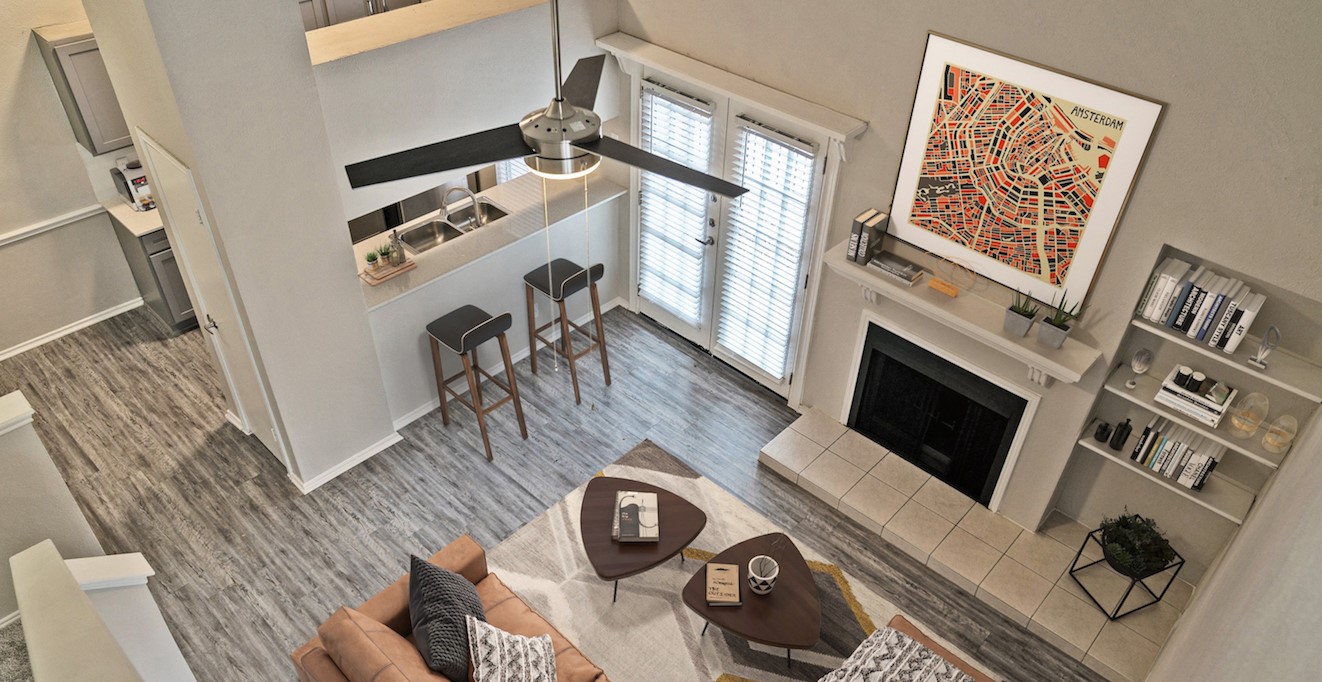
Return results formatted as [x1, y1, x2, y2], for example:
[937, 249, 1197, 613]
[1130, 416, 1160, 462]
[1170, 268, 1212, 330]
[1222, 293, 1266, 354]
[1208, 287, 1251, 348]
[611, 491, 660, 543]
[704, 562, 741, 606]
[1195, 279, 1242, 341]
[1118, 416, 1222, 490]
[845, 208, 878, 261]
[1148, 260, 1192, 324]
[855, 211, 891, 265]
[1186, 275, 1230, 337]
[866, 252, 923, 286]
[1136, 257, 1173, 317]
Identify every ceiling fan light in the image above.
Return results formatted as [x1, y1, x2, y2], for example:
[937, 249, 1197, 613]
[524, 153, 602, 180]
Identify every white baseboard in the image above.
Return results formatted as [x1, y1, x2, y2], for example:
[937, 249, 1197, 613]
[224, 410, 250, 434]
[0, 610, 18, 629]
[390, 296, 626, 431]
[0, 297, 144, 362]
[287, 431, 403, 495]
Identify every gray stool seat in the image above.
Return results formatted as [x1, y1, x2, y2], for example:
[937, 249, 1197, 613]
[523, 259, 605, 301]
[427, 305, 512, 354]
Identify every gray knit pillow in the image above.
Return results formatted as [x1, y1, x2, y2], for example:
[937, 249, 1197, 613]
[466, 615, 556, 682]
[408, 555, 485, 679]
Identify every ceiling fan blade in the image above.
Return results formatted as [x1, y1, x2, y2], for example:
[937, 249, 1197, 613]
[561, 55, 606, 110]
[345, 123, 534, 188]
[577, 137, 748, 198]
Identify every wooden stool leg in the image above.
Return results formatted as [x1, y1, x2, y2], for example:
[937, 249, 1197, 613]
[462, 351, 493, 461]
[558, 299, 581, 405]
[498, 334, 528, 440]
[525, 284, 539, 375]
[590, 282, 611, 386]
[471, 346, 483, 406]
[430, 336, 451, 426]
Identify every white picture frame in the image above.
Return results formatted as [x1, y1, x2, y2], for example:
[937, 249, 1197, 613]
[890, 33, 1164, 307]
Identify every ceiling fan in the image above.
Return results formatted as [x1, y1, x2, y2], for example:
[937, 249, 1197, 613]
[344, 0, 747, 198]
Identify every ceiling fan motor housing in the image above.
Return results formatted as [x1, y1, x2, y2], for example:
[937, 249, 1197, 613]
[519, 98, 603, 176]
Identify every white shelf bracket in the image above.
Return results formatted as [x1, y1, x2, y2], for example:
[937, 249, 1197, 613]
[1027, 366, 1055, 388]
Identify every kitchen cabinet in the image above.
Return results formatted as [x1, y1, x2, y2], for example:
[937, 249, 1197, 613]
[107, 203, 197, 331]
[305, 0, 423, 30]
[34, 21, 132, 156]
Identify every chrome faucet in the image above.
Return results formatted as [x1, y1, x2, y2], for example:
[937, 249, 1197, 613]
[442, 186, 483, 227]
[364, 0, 388, 15]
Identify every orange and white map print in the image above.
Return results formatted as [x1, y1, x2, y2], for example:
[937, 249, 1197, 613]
[911, 64, 1126, 286]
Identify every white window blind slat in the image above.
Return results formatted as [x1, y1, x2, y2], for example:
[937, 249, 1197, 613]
[495, 158, 532, 184]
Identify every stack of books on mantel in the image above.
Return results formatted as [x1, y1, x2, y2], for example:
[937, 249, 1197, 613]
[610, 491, 659, 543]
[1152, 367, 1237, 428]
[1127, 416, 1225, 490]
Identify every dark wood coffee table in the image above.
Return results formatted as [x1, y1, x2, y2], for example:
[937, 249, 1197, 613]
[580, 476, 707, 601]
[681, 532, 821, 665]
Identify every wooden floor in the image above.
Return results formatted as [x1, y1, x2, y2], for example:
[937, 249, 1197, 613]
[0, 307, 1100, 681]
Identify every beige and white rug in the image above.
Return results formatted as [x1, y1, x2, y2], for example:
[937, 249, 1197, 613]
[487, 440, 989, 681]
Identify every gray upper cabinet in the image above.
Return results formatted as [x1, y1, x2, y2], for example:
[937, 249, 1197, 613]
[34, 21, 132, 156]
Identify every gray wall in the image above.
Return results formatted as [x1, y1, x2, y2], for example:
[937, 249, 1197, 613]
[0, 393, 103, 616]
[618, 1, 1322, 540]
[0, 2, 139, 355]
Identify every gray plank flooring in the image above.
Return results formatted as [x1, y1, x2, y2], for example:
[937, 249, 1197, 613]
[0, 307, 1100, 681]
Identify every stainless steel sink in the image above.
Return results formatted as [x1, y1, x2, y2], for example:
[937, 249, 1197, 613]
[445, 199, 509, 231]
[398, 220, 466, 254]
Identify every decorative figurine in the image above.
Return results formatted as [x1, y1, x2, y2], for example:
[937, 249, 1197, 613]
[1094, 421, 1113, 443]
[1108, 418, 1132, 451]
[1126, 349, 1153, 389]
[1247, 325, 1281, 370]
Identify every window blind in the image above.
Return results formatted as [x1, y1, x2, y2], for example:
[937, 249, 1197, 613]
[715, 118, 817, 380]
[495, 158, 532, 184]
[638, 81, 716, 325]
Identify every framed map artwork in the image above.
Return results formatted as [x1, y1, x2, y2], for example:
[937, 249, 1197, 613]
[890, 34, 1163, 306]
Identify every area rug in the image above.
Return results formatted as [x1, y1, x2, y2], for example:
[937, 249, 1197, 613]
[486, 440, 991, 681]
[0, 620, 33, 682]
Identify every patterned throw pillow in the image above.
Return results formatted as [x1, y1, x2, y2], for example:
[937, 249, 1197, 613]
[408, 555, 485, 680]
[466, 615, 557, 682]
[819, 626, 974, 682]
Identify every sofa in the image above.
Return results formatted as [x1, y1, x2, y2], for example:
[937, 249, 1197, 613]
[291, 535, 607, 682]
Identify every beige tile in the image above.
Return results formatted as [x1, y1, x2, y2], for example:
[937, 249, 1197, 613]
[912, 478, 974, 523]
[798, 451, 866, 508]
[829, 430, 889, 471]
[883, 500, 954, 563]
[1085, 621, 1158, 682]
[758, 428, 826, 482]
[1041, 510, 1101, 559]
[840, 474, 909, 533]
[1114, 598, 1181, 645]
[1006, 531, 1077, 581]
[1028, 587, 1106, 661]
[788, 408, 847, 447]
[977, 556, 1052, 624]
[957, 504, 1022, 553]
[928, 527, 1001, 595]
[1060, 562, 1134, 614]
[1162, 578, 1195, 611]
[869, 452, 930, 496]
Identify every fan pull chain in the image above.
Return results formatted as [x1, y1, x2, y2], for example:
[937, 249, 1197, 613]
[542, 175, 559, 372]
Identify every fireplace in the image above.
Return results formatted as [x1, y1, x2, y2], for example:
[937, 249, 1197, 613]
[847, 324, 1027, 506]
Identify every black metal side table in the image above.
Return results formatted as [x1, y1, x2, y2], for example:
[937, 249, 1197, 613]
[1068, 528, 1184, 620]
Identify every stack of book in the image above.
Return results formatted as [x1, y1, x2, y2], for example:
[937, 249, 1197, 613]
[866, 252, 924, 287]
[1136, 257, 1266, 354]
[610, 491, 659, 543]
[1152, 367, 1237, 428]
[845, 209, 891, 266]
[1127, 417, 1224, 490]
[704, 562, 741, 606]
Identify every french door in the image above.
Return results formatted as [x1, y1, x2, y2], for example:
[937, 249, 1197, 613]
[635, 77, 824, 395]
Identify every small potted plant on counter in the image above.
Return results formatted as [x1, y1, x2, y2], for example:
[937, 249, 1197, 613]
[364, 251, 379, 270]
[376, 244, 394, 269]
[1099, 512, 1176, 579]
[1036, 292, 1081, 349]
[1003, 289, 1039, 337]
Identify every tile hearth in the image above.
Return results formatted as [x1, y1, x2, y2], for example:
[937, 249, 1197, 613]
[760, 410, 1196, 682]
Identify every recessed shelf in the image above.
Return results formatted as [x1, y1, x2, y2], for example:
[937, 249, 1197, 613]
[823, 241, 1102, 384]
[1076, 421, 1254, 525]
[1130, 317, 1322, 403]
[1102, 367, 1283, 470]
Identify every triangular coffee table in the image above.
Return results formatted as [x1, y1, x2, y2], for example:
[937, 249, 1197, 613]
[580, 476, 707, 602]
[681, 532, 821, 666]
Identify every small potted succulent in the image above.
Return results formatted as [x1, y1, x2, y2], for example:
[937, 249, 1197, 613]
[1003, 289, 1039, 337]
[1099, 512, 1176, 579]
[364, 251, 379, 270]
[1036, 292, 1082, 349]
[376, 244, 394, 269]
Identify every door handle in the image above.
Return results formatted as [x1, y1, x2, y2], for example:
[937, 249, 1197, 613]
[204, 314, 219, 335]
[694, 236, 715, 247]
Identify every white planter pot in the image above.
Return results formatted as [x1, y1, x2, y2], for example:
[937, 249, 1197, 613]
[1003, 309, 1034, 337]
[1037, 321, 1071, 349]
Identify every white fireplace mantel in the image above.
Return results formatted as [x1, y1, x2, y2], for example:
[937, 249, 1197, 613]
[824, 241, 1102, 386]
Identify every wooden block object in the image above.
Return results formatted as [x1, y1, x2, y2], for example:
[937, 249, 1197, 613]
[928, 278, 959, 298]
[359, 259, 416, 286]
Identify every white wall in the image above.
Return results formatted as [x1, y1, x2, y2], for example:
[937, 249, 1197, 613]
[618, 1, 1322, 534]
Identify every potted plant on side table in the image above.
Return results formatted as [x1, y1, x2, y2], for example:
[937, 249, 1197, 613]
[1036, 292, 1082, 349]
[1003, 289, 1039, 337]
[1099, 512, 1176, 579]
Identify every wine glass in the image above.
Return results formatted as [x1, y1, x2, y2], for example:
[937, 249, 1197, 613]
[1126, 349, 1153, 389]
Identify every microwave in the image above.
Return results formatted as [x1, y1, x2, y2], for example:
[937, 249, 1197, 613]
[110, 158, 156, 211]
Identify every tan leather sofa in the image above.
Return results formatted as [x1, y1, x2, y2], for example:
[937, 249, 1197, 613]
[292, 535, 607, 682]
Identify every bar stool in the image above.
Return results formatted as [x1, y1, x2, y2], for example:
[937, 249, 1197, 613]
[426, 305, 527, 461]
[523, 258, 610, 405]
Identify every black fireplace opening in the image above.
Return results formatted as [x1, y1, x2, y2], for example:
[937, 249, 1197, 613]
[847, 324, 1027, 506]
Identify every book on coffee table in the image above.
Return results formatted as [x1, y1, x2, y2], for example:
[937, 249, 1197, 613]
[611, 491, 659, 543]
[705, 562, 741, 606]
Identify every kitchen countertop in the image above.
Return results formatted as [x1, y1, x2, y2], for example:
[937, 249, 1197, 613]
[102, 200, 164, 238]
[355, 173, 626, 311]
